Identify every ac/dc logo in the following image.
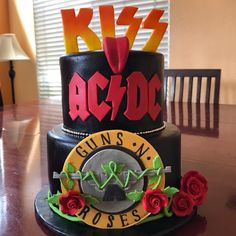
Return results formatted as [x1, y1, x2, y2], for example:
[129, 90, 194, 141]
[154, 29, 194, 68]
[68, 71, 161, 122]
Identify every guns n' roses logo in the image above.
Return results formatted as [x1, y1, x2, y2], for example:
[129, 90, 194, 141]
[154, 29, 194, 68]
[54, 130, 166, 229]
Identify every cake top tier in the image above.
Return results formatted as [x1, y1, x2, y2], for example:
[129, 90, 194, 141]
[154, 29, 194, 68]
[60, 5, 167, 135]
[60, 50, 165, 135]
[61, 5, 168, 53]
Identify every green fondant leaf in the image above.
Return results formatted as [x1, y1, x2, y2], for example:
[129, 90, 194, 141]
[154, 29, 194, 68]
[126, 190, 144, 202]
[152, 176, 162, 190]
[116, 163, 125, 174]
[68, 179, 74, 190]
[163, 206, 173, 217]
[83, 194, 100, 205]
[137, 212, 165, 224]
[163, 187, 179, 197]
[67, 163, 75, 173]
[101, 164, 111, 174]
[61, 179, 68, 191]
[48, 191, 61, 205]
[153, 156, 162, 169]
[148, 175, 159, 185]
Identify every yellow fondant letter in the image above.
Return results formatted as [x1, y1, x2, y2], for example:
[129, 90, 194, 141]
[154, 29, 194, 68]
[117, 7, 142, 49]
[61, 8, 101, 53]
[99, 5, 115, 39]
[142, 9, 168, 52]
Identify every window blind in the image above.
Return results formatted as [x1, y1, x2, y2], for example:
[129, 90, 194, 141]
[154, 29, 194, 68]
[33, 0, 169, 98]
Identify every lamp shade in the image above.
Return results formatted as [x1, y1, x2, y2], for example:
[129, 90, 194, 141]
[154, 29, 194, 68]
[0, 33, 29, 61]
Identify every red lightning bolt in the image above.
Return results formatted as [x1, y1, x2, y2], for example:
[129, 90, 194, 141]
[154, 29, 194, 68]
[142, 9, 168, 52]
[117, 6, 143, 49]
[106, 75, 126, 120]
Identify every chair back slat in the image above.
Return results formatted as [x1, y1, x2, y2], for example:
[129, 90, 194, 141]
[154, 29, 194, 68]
[170, 76, 176, 101]
[188, 76, 193, 103]
[196, 77, 202, 103]
[205, 76, 212, 103]
[179, 76, 184, 102]
[164, 69, 221, 104]
[163, 75, 168, 102]
[213, 70, 221, 104]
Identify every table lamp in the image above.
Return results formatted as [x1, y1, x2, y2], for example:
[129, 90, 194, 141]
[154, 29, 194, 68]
[0, 33, 29, 104]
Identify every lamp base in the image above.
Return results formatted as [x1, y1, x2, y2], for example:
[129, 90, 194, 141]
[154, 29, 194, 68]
[9, 60, 15, 104]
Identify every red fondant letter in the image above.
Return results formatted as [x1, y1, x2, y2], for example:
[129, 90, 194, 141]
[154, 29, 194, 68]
[124, 72, 148, 120]
[69, 73, 90, 121]
[106, 75, 126, 120]
[148, 74, 161, 120]
[88, 72, 111, 121]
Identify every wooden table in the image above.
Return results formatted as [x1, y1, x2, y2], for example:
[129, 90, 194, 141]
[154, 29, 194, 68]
[0, 100, 236, 236]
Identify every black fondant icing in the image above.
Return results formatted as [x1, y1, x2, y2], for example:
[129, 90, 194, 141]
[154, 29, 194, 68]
[35, 186, 197, 236]
[47, 123, 181, 194]
[46, 51, 182, 231]
[60, 51, 164, 133]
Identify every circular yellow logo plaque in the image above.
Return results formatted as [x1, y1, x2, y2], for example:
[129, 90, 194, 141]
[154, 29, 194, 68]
[61, 130, 165, 229]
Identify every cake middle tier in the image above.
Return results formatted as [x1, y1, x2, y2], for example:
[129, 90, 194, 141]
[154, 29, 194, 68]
[60, 51, 164, 134]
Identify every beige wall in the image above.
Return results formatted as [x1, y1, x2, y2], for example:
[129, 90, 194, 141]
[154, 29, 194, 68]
[0, 0, 38, 105]
[170, 0, 236, 104]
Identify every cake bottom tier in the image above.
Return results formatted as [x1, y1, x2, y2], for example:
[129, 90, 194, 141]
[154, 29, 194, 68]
[35, 186, 197, 236]
[47, 123, 181, 194]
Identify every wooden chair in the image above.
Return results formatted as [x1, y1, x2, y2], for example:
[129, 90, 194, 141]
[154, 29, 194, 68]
[164, 69, 221, 104]
[163, 69, 221, 137]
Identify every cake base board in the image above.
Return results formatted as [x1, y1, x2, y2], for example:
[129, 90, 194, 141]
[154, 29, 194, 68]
[35, 186, 197, 236]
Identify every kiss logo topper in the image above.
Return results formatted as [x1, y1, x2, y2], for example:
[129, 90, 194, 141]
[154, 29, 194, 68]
[61, 5, 168, 53]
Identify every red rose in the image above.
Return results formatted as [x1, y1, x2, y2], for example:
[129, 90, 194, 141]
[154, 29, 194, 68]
[172, 191, 194, 217]
[181, 171, 208, 205]
[142, 189, 168, 214]
[59, 191, 85, 216]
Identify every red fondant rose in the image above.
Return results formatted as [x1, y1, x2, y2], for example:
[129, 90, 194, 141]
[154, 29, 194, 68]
[172, 191, 194, 217]
[59, 191, 85, 216]
[142, 189, 168, 214]
[181, 171, 208, 205]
